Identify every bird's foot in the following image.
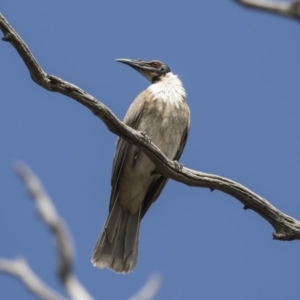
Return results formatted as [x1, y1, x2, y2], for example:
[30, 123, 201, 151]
[141, 131, 151, 144]
[173, 160, 183, 171]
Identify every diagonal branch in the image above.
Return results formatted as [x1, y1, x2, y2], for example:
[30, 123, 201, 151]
[14, 163, 93, 300]
[1, 12, 300, 242]
[235, 0, 300, 21]
[0, 258, 66, 300]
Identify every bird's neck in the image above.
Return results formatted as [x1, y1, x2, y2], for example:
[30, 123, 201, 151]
[148, 72, 186, 108]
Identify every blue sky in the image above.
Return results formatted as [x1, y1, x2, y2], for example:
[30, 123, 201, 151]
[1, 1, 300, 299]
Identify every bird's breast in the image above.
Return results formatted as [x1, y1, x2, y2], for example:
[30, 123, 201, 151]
[139, 98, 187, 158]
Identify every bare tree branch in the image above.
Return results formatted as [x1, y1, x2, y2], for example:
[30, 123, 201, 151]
[235, 0, 300, 21]
[1, 163, 161, 299]
[1, 12, 300, 244]
[14, 163, 93, 300]
[0, 258, 66, 300]
[129, 274, 162, 300]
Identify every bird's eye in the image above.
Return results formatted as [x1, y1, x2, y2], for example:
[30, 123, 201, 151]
[151, 61, 161, 68]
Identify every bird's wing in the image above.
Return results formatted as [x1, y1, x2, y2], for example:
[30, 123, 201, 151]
[109, 91, 147, 212]
[174, 120, 190, 161]
[141, 176, 169, 218]
[141, 110, 190, 218]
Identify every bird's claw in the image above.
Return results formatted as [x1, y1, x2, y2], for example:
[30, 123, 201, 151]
[173, 160, 183, 171]
[141, 131, 151, 144]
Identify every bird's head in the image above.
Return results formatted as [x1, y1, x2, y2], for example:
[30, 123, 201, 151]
[116, 58, 171, 83]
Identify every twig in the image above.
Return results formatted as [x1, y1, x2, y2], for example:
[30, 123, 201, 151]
[235, 0, 300, 21]
[14, 163, 93, 300]
[0, 258, 66, 300]
[1, 12, 300, 242]
[129, 274, 162, 300]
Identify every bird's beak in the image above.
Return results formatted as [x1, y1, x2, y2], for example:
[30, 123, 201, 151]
[116, 58, 153, 72]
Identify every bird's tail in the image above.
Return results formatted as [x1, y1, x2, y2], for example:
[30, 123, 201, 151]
[91, 201, 141, 273]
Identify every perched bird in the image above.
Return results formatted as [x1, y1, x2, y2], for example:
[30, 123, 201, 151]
[91, 58, 190, 273]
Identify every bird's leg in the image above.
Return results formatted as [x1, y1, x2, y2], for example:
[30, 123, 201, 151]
[173, 160, 183, 171]
[140, 131, 152, 144]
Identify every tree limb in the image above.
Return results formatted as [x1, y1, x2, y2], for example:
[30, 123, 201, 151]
[14, 163, 93, 300]
[0, 258, 66, 300]
[235, 0, 300, 21]
[1, 12, 300, 242]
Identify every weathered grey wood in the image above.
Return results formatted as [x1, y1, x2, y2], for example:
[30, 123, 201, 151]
[235, 0, 300, 21]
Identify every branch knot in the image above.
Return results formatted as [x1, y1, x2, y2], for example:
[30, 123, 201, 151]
[2, 33, 12, 41]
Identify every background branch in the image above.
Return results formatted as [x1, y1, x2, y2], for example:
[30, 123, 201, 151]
[1, 11, 300, 241]
[0, 258, 65, 300]
[235, 0, 300, 20]
[129, 274, 162, 300]
[14, 163, 93, 300]
[0, 163, 161, 300]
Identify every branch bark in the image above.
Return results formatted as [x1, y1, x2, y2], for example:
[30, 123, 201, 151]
[1, 12, 300, 243]
[235, 0, 300, 21]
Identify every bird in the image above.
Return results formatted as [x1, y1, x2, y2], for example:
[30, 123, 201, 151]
[91, 58, 190, 273]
